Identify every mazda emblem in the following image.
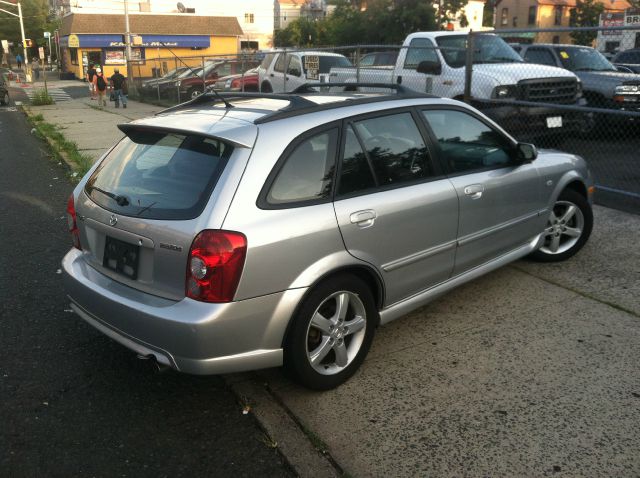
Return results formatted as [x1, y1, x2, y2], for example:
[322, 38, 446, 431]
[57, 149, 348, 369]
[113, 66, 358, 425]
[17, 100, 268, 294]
[109, 214, 118, 226]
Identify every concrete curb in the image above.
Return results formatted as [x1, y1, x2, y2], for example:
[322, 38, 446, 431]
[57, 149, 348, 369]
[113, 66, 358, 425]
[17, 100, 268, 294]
[225, 373, 340, 478]
[20, 104, 80, 175]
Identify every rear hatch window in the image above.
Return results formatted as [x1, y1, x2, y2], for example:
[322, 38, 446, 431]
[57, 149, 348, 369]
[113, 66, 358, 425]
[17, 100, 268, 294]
[85, 130, 232, 220]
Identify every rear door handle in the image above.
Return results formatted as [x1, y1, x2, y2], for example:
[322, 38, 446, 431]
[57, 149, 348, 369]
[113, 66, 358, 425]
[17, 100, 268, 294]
[350, 209, 376, 228]
[464, 184, 485, 199]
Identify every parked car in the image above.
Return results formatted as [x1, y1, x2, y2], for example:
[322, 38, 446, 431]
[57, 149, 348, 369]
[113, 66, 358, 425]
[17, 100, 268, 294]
[518, 44, 640, 116]
[0, 74, 9, 105]
[153, 67, 203, 99]
[177, 59, 260, 99]
[62, 89, 594, 390]
[258, 50, 352, 93]
[211, 67, 259, 92]
[330, 32, 588, 137]
[611, 48, 640, 74]
[139, 67, 189, 94]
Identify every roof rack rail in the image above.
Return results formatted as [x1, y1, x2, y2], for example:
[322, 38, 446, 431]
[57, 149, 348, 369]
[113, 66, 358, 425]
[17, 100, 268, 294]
[291, 82, 412, 94]
[156, 92, 317, 115]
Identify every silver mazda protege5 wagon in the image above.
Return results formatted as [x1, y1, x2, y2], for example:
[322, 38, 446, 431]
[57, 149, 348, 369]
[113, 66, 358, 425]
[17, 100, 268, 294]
[62, 87, 594, 389]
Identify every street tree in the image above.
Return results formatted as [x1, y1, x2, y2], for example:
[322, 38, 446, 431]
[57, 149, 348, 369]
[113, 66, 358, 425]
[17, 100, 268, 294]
[0, 0, 57, 60]
[570, 0, 605, 45]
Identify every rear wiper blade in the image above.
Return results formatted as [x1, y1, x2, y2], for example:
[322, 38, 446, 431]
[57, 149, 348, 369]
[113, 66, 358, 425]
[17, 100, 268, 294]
[89, 186, 130, 206]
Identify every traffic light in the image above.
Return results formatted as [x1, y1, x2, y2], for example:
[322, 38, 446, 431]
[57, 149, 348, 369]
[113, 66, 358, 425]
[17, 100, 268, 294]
[23, 39, 33, 48]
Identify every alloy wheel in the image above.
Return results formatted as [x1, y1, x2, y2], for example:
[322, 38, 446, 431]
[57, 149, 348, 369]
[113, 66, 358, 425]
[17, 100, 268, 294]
[539, 200, 584, 255]
[305, 291, 367, 376]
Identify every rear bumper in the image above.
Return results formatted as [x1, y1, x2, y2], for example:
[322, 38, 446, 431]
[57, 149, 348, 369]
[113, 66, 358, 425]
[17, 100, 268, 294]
[62, 248, 306, 375]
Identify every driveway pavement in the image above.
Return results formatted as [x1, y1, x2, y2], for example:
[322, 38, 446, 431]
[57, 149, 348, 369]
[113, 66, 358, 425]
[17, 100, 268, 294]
[24, 94, 640, 477]
[257, 205, 640, 477]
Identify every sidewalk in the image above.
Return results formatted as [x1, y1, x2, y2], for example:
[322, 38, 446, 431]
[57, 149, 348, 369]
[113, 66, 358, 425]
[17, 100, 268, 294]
[27, 96, 161, 162]
[23, 97, 640, 477]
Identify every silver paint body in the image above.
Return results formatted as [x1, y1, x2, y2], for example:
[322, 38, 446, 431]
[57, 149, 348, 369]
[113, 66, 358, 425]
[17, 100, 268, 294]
[62, 96, 593, 374]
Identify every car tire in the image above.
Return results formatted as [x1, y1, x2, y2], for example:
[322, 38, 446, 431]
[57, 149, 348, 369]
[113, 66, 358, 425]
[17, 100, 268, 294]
[529, 189, 593, 263]
[0, 91, 8, 106]
[188, 87, 203, 100]
[261, 81, 272, 93]
[284, 274, 377, 390]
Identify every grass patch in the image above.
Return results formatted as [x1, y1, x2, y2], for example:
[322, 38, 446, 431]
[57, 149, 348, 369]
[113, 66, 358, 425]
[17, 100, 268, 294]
[30, 89, 55, 106]
[29, 114, 93, 177]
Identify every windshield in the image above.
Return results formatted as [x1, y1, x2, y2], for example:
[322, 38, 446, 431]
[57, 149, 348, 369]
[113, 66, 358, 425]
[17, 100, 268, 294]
[436, 34, 523, 68]
[554, 47, 616, 72]
[177, 67, 202, 79]
[85, 130, 232, 220]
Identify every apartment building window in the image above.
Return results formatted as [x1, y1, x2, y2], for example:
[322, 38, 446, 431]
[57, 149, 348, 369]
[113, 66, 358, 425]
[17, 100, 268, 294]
[569, 8, 577, 27]
[528, 6, 537, 25]
[501, 8, 508, 26]
[512, 16, 518, 27]
[554, 6, 563, 26]
[244, 13, 254, 23]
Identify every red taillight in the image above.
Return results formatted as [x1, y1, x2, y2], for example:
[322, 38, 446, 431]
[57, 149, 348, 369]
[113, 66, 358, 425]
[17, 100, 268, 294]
[66, 194, 82, 250]
[231, 78, 242, 89]
[186, 230, 247, 303]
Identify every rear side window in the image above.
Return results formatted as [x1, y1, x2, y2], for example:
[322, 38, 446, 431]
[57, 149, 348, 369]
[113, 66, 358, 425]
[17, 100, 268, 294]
[274, 54, 286, 73]
[85, 131, 232, 220]
[260, 53, 275, 69]
[267, 129, 338, 205]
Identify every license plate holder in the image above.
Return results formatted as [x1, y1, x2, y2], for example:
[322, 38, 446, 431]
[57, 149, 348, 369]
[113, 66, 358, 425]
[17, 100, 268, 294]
[103, 236, 140, 280]
[546, 116, 563, 128]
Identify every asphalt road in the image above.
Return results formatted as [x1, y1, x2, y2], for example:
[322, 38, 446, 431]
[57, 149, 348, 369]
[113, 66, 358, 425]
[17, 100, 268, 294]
[0, 105, 294, 477]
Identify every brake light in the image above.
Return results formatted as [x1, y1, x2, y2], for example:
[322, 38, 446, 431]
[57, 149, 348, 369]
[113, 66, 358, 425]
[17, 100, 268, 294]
[186, 230, 247, 303]
[231, 78, 242, 89]
[66, 194, 82, 250]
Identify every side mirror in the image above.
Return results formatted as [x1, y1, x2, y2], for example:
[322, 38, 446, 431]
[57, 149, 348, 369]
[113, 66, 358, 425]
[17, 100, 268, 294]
[416, 60, 442, 76]
[516, 142, 537, 162]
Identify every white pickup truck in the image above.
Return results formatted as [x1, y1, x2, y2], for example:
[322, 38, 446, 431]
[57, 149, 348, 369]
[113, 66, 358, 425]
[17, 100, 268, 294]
[330, 31, 588, 136]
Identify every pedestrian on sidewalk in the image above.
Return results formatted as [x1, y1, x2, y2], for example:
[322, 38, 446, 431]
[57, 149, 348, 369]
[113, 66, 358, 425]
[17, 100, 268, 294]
[94, 68, 108, 107]
[109, 68, 127, 108]
[16, 54, 23, 70]
[86, 64, 97, 99]
[32, 58, 40, 81]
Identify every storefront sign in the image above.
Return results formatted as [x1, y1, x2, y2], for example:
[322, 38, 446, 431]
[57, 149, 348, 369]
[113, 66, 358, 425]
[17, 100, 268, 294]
[105, 50, 126, 65]
[61, 34, 210, 48]
[68, 34, 80, 48]
[602, 12, 625, 36]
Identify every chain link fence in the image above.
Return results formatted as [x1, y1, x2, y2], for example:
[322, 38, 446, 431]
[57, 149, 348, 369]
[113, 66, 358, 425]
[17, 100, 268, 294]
[127, 52, 262, 106]
[128, 26, 640, 213]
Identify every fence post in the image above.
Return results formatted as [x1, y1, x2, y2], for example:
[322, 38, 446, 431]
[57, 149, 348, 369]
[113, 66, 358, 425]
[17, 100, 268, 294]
[356, 46, 361, 83]
[464, 30, 474, 104]
[283, 48, 287, 91]
[201, 55, 206, 96]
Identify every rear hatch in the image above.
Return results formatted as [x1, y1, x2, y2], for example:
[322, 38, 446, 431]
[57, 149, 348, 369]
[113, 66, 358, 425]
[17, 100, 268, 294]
[75, 127, 246, 300]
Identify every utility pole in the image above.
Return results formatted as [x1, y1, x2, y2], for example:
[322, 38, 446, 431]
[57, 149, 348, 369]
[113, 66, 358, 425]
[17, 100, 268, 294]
[0, 0, 28, 67]
[124, 0, 133, 79]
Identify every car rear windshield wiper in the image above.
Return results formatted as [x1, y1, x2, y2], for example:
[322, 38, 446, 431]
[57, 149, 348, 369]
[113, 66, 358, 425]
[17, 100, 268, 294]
[89, 185, 130, 207]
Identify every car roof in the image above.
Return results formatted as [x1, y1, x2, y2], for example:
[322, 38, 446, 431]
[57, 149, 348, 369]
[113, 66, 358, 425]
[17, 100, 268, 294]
[122, 91, 449, 145]
[524, 43, 595, 49]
